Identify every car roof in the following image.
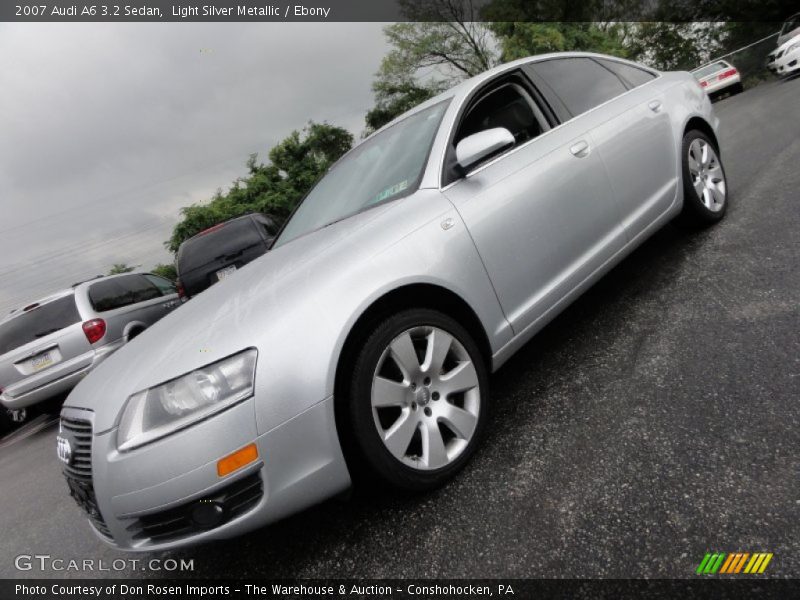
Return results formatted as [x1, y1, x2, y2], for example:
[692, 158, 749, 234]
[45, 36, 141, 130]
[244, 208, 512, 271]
[183, 213, 260, 242]
[368, 52, 660, 139]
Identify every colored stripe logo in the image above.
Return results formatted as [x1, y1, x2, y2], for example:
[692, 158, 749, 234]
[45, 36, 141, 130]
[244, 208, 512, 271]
[696, 552, 773, 574]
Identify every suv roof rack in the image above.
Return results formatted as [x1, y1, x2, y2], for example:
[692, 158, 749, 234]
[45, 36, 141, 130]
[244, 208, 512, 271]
[71, 274, 105, 288]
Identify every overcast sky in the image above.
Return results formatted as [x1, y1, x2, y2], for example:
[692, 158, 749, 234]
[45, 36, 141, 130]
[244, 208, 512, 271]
[0, 22, 389, 315]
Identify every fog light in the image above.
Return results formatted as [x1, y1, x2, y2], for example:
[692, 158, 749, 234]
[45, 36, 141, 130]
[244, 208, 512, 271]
[217, 443, 258, 477]
[190, 500, 225, 528]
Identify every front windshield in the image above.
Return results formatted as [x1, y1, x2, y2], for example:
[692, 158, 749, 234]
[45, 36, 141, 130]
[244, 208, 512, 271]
[274, 100, 450, 247]
[780, 18, 799, 35]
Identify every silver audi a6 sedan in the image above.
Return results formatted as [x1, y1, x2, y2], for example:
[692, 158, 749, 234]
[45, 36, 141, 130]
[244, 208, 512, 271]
[59, 53, 728, 550]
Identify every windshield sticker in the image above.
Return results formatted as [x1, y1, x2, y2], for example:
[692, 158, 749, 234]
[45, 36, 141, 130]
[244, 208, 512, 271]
[373, 180, 409, 203]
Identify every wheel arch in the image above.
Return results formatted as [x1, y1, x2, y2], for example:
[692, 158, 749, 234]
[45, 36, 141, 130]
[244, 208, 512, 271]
[334, 284, 492, 391]
[123, 321, 147, 342]
[684, 116, 720, 156]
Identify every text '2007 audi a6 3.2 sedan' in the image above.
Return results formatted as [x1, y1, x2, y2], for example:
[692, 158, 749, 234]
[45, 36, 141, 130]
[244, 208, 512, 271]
[59, 52, 728, 550]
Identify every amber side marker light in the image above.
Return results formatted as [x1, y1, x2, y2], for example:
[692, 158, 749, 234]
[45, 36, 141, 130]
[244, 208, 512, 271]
[217, 443, 259, 477]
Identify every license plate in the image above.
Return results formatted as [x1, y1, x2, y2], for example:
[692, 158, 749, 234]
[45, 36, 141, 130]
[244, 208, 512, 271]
[216, 265, 237, 281]
[31, 351, 53, 371]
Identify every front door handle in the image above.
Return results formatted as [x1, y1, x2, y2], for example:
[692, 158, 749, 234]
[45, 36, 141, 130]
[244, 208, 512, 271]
[569, 140, 590, 157]
[648, 99, 662, 112]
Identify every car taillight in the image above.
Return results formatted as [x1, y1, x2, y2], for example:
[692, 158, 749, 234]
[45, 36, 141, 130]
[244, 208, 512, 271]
[82, 319, 106, 344]
[177, 279, 186, 299]
[719, 68, 738, 79]
[700, 81, 708, 87]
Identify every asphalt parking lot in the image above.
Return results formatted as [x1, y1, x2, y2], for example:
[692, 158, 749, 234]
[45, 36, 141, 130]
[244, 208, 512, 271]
[1, 76, 798, 580]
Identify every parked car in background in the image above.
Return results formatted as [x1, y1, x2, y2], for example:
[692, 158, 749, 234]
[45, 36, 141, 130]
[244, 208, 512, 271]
[692, 60, 743, 100]
[0, 273, 179, 431]
[176, 213, 278, 299]
[766, 34, 800, 77]
[60, 52, 728, 550]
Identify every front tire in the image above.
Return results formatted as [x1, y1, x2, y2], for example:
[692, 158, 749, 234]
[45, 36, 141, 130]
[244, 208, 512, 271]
[347, 309, 489, 491]
[676, 130, 728, 228]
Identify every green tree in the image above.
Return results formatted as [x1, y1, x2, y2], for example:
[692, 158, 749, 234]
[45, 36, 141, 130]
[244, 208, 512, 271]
[622, 22, 724, 71]
[489, 22, 631, 62]
[151, 263, 178, 281]
[166, 122, 353, 253]
[365, 0, 499, 133]
[108, 263, 136, 275]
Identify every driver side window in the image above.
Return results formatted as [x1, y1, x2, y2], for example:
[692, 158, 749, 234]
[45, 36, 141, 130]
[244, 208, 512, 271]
[445, 74, 549, 184]
[457, 83, 543, 147]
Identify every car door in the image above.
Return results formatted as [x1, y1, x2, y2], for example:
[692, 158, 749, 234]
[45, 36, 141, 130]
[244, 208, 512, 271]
[527, 57, 677, 242]
[441, 70, 626, 335]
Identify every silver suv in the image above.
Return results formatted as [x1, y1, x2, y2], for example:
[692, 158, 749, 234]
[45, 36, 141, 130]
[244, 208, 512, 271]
[0, 273, 179, 425]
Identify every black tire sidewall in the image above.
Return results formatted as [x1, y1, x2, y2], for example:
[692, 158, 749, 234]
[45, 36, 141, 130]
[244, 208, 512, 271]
[0, 408, 12, 435]
[348, 308, 489, 491]
[679, 130, 728, 226]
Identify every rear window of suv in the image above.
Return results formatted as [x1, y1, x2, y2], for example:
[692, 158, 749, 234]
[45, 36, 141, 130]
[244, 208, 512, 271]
[0, 295, 80, 355]
[177, 218, 264, 273]
[693, 62, 729, 79]
[88, 275, 161, 312]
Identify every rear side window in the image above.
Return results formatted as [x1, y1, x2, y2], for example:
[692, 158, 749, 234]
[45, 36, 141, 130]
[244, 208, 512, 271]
[528, 57, 628, 117]
[0, 296, 80, 355]
[143, 274, 177, 295]
[177, 218, 264, 274]
[597, 59, 656, 87]
[89, 275, 161, 312]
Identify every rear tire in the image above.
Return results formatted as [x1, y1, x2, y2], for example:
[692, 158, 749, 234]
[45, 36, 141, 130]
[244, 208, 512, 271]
[732, 82, 744, 95]
[346, 308, 489, 492]
[676, 130, 728, 228]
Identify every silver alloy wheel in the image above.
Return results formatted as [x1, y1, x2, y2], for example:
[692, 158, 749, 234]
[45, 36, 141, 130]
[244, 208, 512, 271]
[370, 325, 480, 470]
[687, 138, 726, 212]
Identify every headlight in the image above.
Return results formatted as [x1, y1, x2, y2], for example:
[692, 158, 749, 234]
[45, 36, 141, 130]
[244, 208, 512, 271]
[787, 43, 799, 54]
[117, 349, 257, 451]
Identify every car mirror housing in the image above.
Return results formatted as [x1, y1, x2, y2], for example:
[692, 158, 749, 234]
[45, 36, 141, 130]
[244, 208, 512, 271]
[455, 127, 515, 173]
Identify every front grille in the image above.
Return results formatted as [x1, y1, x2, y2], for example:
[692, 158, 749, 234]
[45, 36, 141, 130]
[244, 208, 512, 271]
[127, 472, 263, 543]
[60, 416, 112, 539]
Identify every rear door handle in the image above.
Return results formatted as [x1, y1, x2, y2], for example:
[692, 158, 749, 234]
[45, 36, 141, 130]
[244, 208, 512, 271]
[569, 140, 590, 157]
[648, 99, 662, 112]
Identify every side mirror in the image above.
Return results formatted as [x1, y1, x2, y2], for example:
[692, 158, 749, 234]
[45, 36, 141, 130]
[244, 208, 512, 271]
[455, 127, 515, 172]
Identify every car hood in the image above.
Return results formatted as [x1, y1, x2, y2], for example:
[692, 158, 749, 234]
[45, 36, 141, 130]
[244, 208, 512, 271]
[773, 33, 800, 56]
[64, 202, 399, 433]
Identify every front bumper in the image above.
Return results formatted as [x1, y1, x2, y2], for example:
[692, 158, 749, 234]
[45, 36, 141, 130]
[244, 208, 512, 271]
[60, 394, 350, 551]
[775, 48, 800, 75]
